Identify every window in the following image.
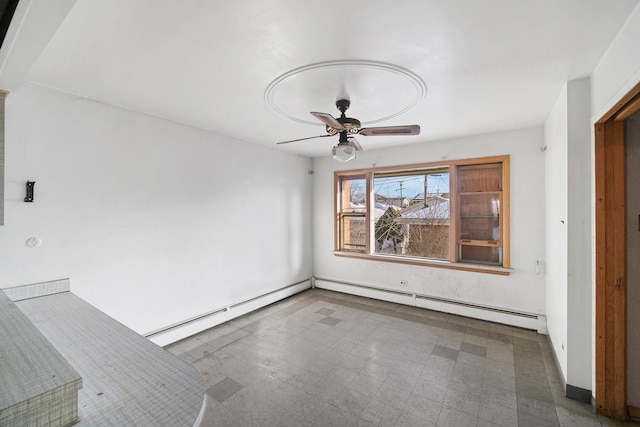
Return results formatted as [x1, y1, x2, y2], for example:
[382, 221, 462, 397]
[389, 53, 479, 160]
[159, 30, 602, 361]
[374, 168, 450, 260]
[334, 156, 510, 271]
[337, 175, 367, 252]
[457, 163, 504, 265]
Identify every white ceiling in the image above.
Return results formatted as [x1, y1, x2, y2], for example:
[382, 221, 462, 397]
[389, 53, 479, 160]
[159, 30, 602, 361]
[17, 0, 640, 157]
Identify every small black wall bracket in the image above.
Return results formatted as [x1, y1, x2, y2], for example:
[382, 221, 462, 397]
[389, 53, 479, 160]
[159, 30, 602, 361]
[24, 181, 35, 202]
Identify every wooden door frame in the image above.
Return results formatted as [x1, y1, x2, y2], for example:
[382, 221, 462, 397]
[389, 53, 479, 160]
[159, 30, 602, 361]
[595, 81, 640, 420]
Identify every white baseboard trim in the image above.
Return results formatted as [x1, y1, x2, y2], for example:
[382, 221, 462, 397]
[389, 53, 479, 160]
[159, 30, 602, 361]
[314, 277, 545, 333]
[146, 279, 311, 346]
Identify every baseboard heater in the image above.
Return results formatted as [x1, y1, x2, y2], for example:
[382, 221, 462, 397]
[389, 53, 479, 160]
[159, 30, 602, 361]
[314, 277, 545, 333]
[145, 279, 311, 346]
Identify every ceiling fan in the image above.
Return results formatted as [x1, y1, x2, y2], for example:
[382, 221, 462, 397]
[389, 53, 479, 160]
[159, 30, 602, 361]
[276, 99, 420, 162]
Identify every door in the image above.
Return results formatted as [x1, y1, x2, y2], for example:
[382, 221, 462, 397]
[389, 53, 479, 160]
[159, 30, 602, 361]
[626, 110, 640, 419]
[595, 82, 640, 421]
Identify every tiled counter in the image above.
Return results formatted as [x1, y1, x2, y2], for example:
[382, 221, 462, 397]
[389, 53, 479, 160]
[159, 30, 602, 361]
[3, 281, 205, 426]
[0, 290, 82, 427]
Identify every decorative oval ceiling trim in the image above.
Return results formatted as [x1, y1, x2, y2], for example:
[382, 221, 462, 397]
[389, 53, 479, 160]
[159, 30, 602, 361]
[264, 60, 427, 126]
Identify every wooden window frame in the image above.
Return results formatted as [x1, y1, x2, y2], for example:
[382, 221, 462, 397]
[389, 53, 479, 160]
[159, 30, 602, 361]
[456, 162, 506, 266]
[335, 173, 369, 253]
[334, 155, 510, 275]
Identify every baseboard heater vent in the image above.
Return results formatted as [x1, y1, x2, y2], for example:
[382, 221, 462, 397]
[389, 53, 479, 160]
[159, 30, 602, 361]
[145, 279, 310, 344]
[229, 280, 308, 310]
[414, 294, 537, 320]
[145, 307, 229, 338]
[315, 278, 414, 298]
[314, 277, 544, 332]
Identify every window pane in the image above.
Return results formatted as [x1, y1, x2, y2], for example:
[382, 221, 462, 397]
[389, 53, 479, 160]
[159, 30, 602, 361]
[457, 163, 502, 192]
[340, 215, 366, 251]
[373, 170, 450, 260]
[459, 193, 500, 241]
[459, 245, 501, 265]
[341, 178, 366, 213]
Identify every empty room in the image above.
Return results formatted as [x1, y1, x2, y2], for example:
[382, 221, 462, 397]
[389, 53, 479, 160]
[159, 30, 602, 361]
[1, 1, 640, 426]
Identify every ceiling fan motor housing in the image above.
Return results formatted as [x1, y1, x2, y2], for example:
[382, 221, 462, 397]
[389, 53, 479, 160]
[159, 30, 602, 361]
[323, 99, 361, 134]
[336, 99, 351, 113]
[326, 117, 361, 135]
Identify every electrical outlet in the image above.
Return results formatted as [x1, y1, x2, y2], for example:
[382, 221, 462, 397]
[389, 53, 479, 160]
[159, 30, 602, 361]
[26, 237, 42, 248]
[400, 280, 408, 286]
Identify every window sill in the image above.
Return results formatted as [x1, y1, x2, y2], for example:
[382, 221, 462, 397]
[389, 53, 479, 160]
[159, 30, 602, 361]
[333, 251, 513, 276]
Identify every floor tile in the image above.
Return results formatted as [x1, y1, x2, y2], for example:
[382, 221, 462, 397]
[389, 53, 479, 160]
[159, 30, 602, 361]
[517, 394, 560, 424]
[555, 406, 602, 427]
[332, 387, 372, 415]
[488, 331, 513, 345]
[396, 412, 437, 427]
[485, 358, 516, 377]
[404, 391, 442, 421]
[205, 376, 244, 403]
[432, 344, 460, 361]
[319, 316, 342, 326]
[348, 371, 385, 396]
[373, 381, 411, 410]
[446, 322, 468, 333]
[461, 341, 488, 357]
[482, 383, 518, 409]
[518, 411, 560, 427]
[316, 307, 336, 316]
[421, 363, 454, 386]
[443, 388, 480, 416]
[448, 373, 483, 396]
[516, 377, 554, 403]
[479, 399, 518, 427]
[437, 334, 464, 350]
[437, 405, 479, 427]
[360, 398, 402, 426]
[478, 419, 504, 427]
[458, 351, 486, 368]
[162, 289, 638, 427]
[198, 396, 253, 427]
[413, 377, 448, 403]
[453, 360, 485, 382]
[324, 364, 360, 387]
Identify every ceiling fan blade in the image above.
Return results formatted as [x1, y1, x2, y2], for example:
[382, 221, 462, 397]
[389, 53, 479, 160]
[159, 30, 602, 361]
[359, 125, 420, 136]
[311, 112, 345, 131]
[276, 134, 332, 145]
[347, 136, 362, 151]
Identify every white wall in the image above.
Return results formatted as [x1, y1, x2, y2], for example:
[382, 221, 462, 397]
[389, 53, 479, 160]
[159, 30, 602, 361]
[592, 2, 640, 120]
[627, 111, 640, 408]
[544, 84, 568, 378]
[565, 79, 593, 391]
[312, 127, 546, 321]
[0, 83, 313, 336]
[544, 79, 592, 392]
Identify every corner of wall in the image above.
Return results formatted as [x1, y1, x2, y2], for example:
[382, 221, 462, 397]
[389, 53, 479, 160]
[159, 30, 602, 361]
[591, 2, 640, 121]
[543, 82, 569, 381]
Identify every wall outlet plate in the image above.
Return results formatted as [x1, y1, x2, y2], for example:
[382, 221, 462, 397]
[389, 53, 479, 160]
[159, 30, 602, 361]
[26, 237, 42, 248]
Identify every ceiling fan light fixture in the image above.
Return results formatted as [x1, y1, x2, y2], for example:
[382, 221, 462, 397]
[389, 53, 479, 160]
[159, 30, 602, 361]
[332, 144, 356, 162]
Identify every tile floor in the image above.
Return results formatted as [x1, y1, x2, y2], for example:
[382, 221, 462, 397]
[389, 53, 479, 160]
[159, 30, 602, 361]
[166, 289, 639, 427]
